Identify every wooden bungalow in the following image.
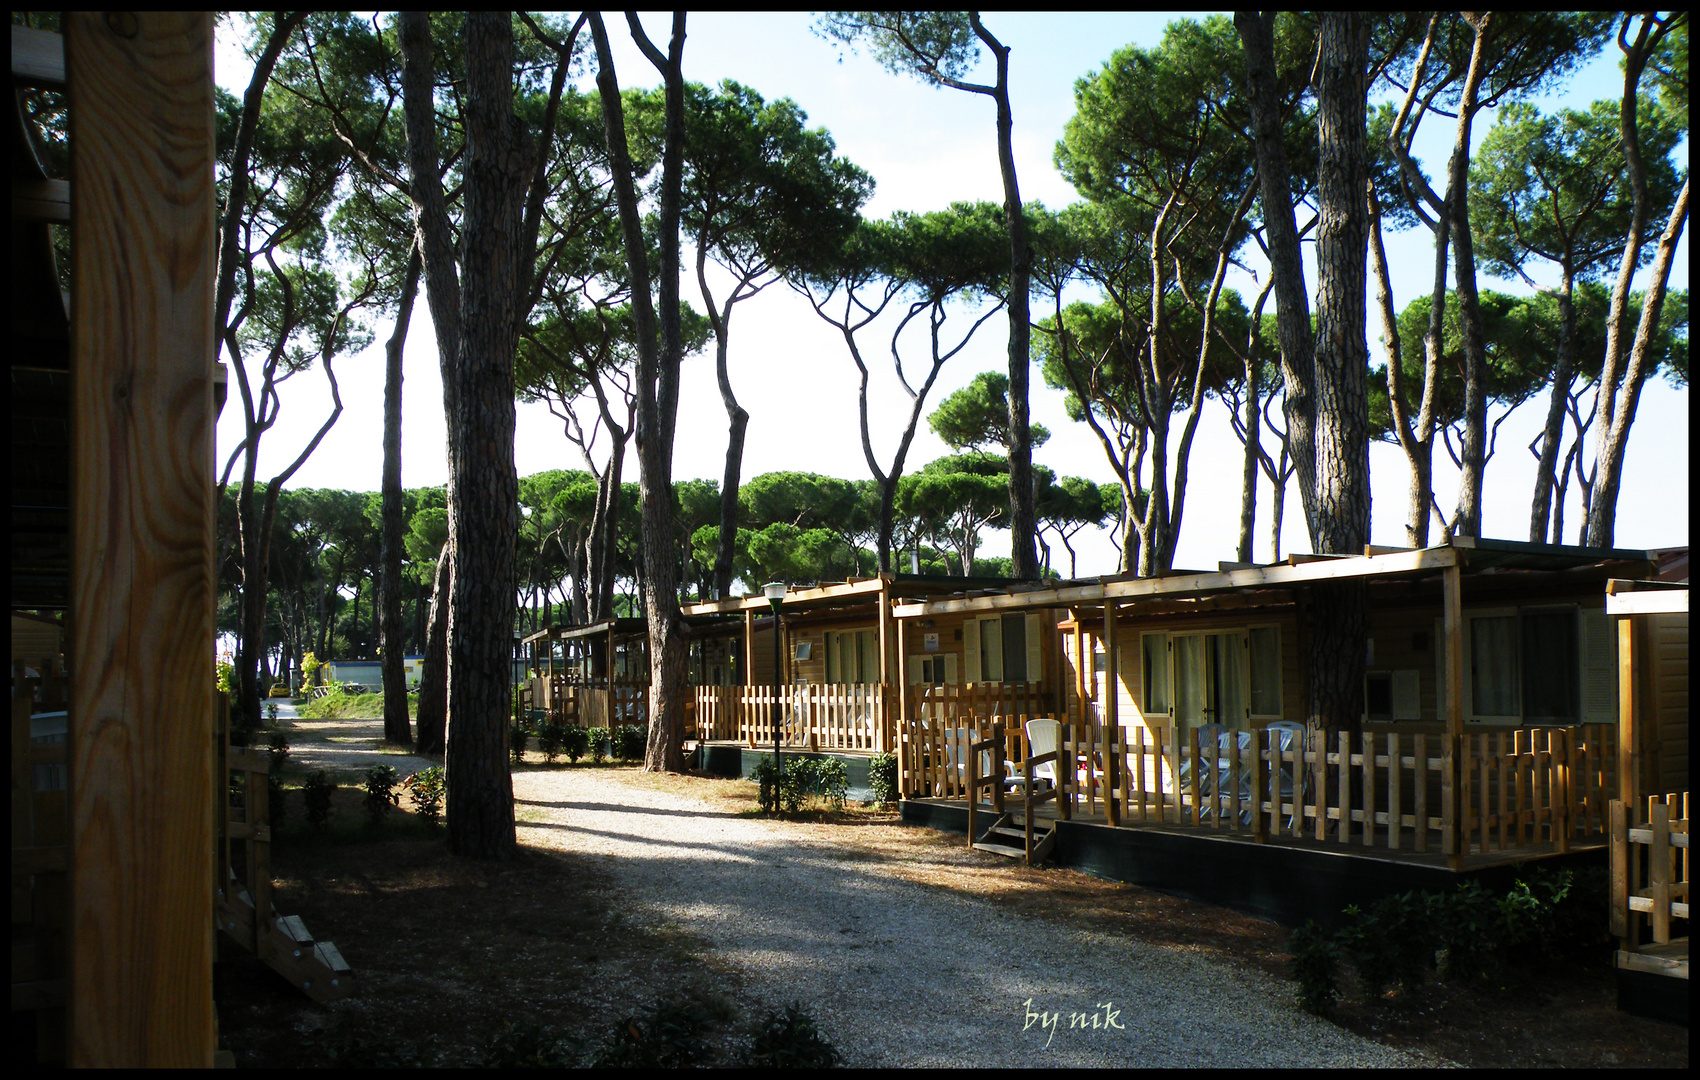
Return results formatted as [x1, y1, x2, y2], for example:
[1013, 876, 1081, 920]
[681, 574, 1065, 776]
[10, 16, 222, 1065]
[519, 617, 652, 730]
[888, 539, 1676, 923]
[1604, 577, 1688, 1024]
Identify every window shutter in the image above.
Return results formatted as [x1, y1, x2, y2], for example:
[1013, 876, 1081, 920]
[906, 654, 927, 685]
[1579, 610, 1619, 724]
[1024, 613, 1042, 686]
[964, 619, 981, 683]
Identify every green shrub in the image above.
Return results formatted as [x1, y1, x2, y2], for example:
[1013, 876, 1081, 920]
[563, 724, 591, 763]
[537, 721, 564, 764]
[740, 1005, 842, 1068]
[266, 730, 290, 765]
[404, 766, 445, 828]
[868, 751, 898, 806]
[614, 723, 646, 761]
[591, 998, 717, 1069]
[812, 758, 849, 810]
[511, 721, 531, 765]
[475, 1021, 580, 1068]
[363, 765, 401, 827]
[590, 730, 609, 764]
[303, 770, 335, 831]
[750, 757, 815, 814]
[1288, 920, 1341, 1015]
[1337, 890, 1433, 998]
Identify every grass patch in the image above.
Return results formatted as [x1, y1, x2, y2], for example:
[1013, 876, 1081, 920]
[297, 690, 418, 721]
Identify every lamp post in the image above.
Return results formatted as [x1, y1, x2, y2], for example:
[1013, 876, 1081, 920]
[763, 581, 788, 790]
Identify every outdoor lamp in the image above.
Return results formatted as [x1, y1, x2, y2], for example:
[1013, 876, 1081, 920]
[763, 581, 787, 791]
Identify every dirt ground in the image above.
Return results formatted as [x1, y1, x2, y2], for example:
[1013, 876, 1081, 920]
[214, 717, 1687, 1068]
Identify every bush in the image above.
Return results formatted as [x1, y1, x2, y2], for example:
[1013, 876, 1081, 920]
[1337, 890, 1433, 998]
[266, 730, 290, 766]
[562, 724, 591, 763]
[475, 1022, 580, 1068]
[591, 998, 717, 1069]
[614, 723, 646, 761]
[303, 771, 335, 831]
[536, 721, 564, 764]
[740, 1005, 842, 1068]
[749, 756, 821, 814]
[404, 766, 445, 828]
[868, 751, 898, 806]
[363, 765, 401, 827]
[590, 729, 609, 764]
[811, 758, 849, 811]
[511, 720, 531, 765]
[1288, 920, 1341, 1015]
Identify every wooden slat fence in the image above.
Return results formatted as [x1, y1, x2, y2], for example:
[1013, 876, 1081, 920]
[692, 683, 890, 752]
[905, 716, 1616, 858]
[1611, 793, 1690, 953]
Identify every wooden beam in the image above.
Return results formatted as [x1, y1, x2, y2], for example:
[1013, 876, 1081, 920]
[892, 546, 1462, 618]
[12, 24, 67, 85]
[66, 12, 216, 1067]
[1441, 561, 1464, 868]
[1616, 616, 1637, 807]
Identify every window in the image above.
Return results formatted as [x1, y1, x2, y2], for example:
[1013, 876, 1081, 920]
[1138, 625, 1282, 731]
[824, 629, 878, 684]
[964, 614, 1042, 683]
[1438, 606, 1615, 725]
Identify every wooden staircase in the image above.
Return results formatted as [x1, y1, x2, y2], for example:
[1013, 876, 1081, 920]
[216, 697, 353, 1003]
[964, 722, 1061, 865]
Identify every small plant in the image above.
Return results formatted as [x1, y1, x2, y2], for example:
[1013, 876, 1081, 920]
[537, 721, 565, 764]
[1288, 919, 1341, 1015]
[591, 998, 717, 1069]
[590, 729, 609, 764]
[868, 751, 898, 806]
[812, 757, 849, 811]
[264, 701, 279, 724]
[750, 756, 811, 814]
[475, 1021, 580, 1068]
[301, 650, 321, 688]
[266, 730, 290, 765]
[363, 764, 401, 827]
[740, 1005, 843, 1068]
[404, 766, 445, 828]
[303, 770, 335, 831]
[562, 724, 591, 762]
[614, 723, 646, 761]
[511, 720, 531, 765]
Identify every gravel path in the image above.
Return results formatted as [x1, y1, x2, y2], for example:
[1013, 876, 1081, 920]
[513, 769, 1452, 1069]
[270, 705, 440, 778]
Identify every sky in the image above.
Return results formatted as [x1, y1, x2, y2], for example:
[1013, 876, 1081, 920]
[214, 12, 1689, 583]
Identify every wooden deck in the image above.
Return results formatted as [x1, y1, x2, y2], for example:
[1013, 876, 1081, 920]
[908, 794, 1607, 873]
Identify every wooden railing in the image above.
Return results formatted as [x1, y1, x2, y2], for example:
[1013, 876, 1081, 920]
[692, 683, 889, 752]
[1611, 793, 1690, 970]
[903, 718, 1616, 858]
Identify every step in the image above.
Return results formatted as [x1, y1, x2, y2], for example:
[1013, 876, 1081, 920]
[971, 841, 1025, 858]
[314, 940, 352, 974]
[275, 914, 313, 946]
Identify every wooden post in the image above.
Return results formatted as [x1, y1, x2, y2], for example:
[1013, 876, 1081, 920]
[1072, 616, 1087, 743]
[1441, 558, 1465, 867]
[744, 608, 755, 690]
[1616, 616, 1637, 810]
[895, 617, 909, 790]
[66, 11, 216, 1067]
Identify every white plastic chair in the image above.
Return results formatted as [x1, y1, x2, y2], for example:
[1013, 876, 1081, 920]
[1178, 722, 1226, 799]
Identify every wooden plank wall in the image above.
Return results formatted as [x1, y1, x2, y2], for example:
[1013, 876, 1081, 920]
[1647, 613, 1688, 797]
[66, 12, 217, 1067]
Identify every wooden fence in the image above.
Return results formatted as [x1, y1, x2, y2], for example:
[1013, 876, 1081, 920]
[693, 683, 889, 752]
[1611, 793, 1690, 970]
[902, 718, 1616, 857]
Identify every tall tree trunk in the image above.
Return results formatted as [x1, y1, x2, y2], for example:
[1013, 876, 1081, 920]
[1312, 13, 1374, 737]
[380, 246, 422, 747]
[1236, 357, 1260, 564]
[1587, 179, 1689, 547]
[969, 15, 1038, 580]
[400, 11, 528, 858]
[591, 12, 691, 773]
[1528, 272, 1577, 542]
[1237, 11, 1318, 531]
[415, 544, 450, 756]
[1447, 15, 1492, 538]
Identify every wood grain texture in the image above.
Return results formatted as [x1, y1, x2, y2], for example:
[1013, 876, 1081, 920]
[66, 11, 216, 1067]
